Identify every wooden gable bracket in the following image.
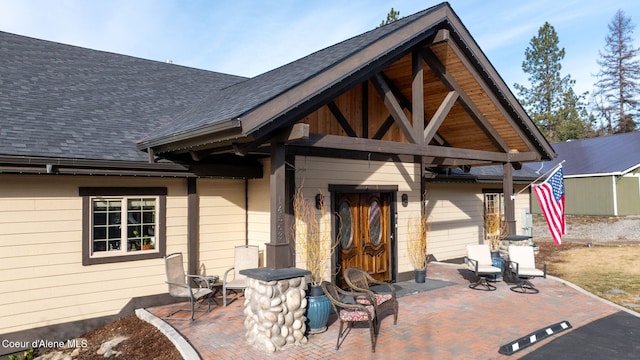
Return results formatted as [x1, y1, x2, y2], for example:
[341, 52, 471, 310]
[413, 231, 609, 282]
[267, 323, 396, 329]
[421, 47, 511, 154]
[424, 90, 458, 144]
[327, 101, 358, 137]
[371, 72, 420, 144]
[372, 72, 448, 146]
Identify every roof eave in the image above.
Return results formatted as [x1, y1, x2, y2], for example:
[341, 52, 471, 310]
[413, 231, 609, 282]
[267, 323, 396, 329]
[136, 119, 243, 154]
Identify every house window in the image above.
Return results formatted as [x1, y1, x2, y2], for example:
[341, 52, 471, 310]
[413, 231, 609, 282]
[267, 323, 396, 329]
[483, 191, 504, 238]
[92, 197, 157, 253]
[81, 187, 166, 265]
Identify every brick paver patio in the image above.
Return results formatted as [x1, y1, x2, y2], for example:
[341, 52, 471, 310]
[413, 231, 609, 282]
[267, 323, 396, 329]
[147, 262, 623, 359]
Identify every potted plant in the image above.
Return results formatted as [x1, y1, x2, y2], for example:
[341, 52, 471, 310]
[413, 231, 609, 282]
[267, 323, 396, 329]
[483, 213, 507, 281]
[484, 213, 507, 257]
[292, 184, 338, 334]
[407, 214, 429, 283]
[142, 237, 154, 250]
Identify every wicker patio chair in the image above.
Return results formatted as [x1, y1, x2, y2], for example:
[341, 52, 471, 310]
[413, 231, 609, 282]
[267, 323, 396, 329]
[321, 281, 378, 353]
[466, 244, 503, 291]
[343, 267, 398, 329]
[508, 245, 546, 294]
[164, 252, 213, 321]
[222, 245, 259, 306]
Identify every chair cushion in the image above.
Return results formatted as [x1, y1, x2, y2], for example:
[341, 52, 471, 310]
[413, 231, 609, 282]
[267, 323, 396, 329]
[466, 244, 493, 266]
[341, 295, 355, 304]
[476, 265, 501, 274]
[356, 293, 393, 306]
[508, 246, 536, 268]
[339, 305, 375, 322]
[516, 267, 545, 277]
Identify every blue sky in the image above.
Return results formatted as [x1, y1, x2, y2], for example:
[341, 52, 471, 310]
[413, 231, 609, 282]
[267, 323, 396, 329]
[2, 0, 639, 96]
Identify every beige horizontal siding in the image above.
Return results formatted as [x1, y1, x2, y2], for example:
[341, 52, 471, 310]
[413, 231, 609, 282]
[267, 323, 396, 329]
[197, 179, 247, 278]
[427, 183, 531, 261]
[247, 159, 271, 265]
[295, 156, 422, 276]
[0, 175, 189, 334]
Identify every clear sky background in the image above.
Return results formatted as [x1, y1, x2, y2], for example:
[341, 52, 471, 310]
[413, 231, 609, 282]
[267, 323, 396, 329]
[2, 0, 639, 97]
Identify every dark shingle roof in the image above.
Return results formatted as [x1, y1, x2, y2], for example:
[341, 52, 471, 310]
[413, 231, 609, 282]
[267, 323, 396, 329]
[0, 31, 247, 162]
[428, 165, 540, 183]
[139, 3, 446, 146]
[524, 132, 640, 176]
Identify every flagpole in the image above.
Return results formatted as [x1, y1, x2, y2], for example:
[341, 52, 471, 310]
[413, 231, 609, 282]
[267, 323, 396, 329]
[511, 160, 565, 200]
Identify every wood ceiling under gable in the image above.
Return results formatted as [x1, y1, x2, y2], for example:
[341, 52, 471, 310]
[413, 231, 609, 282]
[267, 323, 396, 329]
[291, 29, 539, 168]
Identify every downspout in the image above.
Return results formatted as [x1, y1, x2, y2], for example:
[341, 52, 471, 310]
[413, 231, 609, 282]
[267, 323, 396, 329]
[245, 178, 249, 245]
[612, 176, 618, 216]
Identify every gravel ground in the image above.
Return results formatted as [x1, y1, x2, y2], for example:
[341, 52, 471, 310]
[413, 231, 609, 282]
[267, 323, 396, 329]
[533, 215, 640, 243]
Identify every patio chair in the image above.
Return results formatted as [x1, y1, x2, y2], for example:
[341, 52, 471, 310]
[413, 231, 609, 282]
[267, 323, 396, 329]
[508, 245, 546, 294]
[164, 252, 213, 321]
[343, 267, 398, 328]
[465, 244, 502, 291]
[223, 244, 259, 306]
[321, 281, 378, 353]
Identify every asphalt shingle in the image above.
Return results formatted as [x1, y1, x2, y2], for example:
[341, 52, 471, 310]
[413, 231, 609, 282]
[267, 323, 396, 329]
[0, 31, 247, 162]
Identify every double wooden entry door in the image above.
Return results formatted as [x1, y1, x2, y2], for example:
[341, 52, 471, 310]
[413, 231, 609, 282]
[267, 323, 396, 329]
[336, 192, 393, 283]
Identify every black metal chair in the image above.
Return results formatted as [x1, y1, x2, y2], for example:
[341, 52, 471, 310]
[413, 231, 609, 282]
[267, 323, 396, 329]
[163, 252, 213, 321]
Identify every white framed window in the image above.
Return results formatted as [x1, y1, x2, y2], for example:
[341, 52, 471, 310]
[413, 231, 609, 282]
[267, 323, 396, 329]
[81, 187, 166, 265]
[483, 191, 504, 238]
[91, 197, 158, 255]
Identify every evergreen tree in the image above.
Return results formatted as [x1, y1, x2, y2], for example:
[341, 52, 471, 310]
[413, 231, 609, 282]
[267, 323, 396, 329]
[379, 8, 400, 27]
[514, 22, 590, 142]
[593, 9, 640, 133]
[556, 88, 595, 140]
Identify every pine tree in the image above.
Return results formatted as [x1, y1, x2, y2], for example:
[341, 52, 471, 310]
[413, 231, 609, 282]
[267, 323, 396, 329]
[379, 8, 400, 27]
[514, 22, 589, 142]
[593, 9, 640, 134]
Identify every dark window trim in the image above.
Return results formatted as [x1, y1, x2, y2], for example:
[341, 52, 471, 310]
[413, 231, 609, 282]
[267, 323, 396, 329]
[79, 187, 168, 196]
[81, 187, 167, 266]
[328, 184, 399, 193]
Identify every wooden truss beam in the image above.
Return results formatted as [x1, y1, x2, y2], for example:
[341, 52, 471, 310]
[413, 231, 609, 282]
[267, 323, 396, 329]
[412, 50, 424, 144]
[421, 47, 510, 153]
[327, 101, 357, 137]
[437, 29, 538, 152]
[375, 72, 448, 146]
[371, 73, 420, 144]
[291, 134, 539, 163]
[424, 90, 458, 144]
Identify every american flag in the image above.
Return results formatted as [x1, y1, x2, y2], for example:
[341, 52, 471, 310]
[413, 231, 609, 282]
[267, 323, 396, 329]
[533, 166, 566, 245]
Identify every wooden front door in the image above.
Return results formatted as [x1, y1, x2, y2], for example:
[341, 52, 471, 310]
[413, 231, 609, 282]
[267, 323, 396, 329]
[336, 192, 392, 283]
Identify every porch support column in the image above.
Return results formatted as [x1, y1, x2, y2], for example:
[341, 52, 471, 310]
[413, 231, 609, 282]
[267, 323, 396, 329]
[503, 163, 516, 235]
[266, 142, 293, 268]
[187, 178, 199, 276]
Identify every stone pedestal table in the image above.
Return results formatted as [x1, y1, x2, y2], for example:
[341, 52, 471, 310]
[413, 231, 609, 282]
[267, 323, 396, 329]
[239, 267, 311, 353]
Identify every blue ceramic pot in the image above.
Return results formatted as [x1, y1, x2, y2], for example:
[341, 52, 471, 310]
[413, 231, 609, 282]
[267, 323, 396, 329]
[306, 286, 331, 333]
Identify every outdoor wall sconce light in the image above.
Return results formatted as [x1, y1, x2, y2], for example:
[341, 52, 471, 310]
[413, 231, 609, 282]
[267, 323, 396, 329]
[315, 193, 324, 209]
[401, 193, 408, 207]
